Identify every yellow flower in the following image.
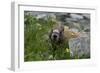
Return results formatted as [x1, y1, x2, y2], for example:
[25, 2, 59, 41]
[71, 32, 75, 36]
[66, 48, 70, 52]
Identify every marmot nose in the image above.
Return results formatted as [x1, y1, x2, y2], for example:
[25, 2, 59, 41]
[53, 35, 57, 38]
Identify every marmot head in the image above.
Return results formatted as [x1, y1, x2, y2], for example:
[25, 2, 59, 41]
[49, 23, 64, 43]
[49, 23, 80, 43]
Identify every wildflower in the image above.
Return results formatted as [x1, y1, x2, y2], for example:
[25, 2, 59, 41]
[36, 23, 42, 30]
[66, 48, 70, 52]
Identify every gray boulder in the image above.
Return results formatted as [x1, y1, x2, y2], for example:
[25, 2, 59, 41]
[69, 32, 90, 58]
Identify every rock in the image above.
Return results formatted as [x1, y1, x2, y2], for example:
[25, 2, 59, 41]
[65, 18, 78, 22]
[69, 28, 79, 33]
[36, 14, 47, 19]
[69, 32, 90, 58]
[70, 14, 84, 20]
[83, 14, 90, 20]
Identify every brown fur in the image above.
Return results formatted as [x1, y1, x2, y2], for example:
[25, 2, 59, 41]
[49, 23, 80, 43]
[63, 26, 80, 40]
